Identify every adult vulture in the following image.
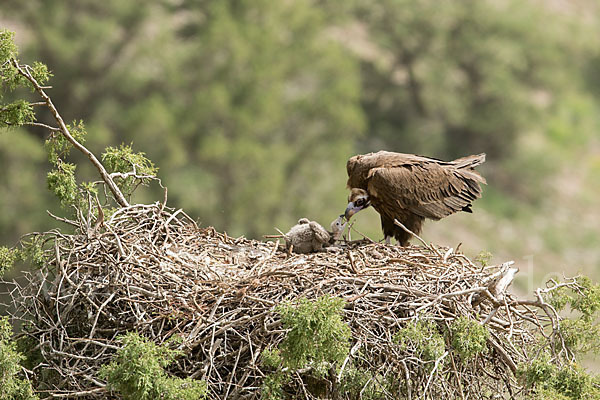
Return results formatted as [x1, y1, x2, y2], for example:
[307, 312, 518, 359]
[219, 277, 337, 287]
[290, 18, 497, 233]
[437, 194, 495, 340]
[344, 151, 486, 246]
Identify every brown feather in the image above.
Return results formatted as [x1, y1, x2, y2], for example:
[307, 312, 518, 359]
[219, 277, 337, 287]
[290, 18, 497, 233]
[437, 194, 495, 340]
[346, 151, 486, 245]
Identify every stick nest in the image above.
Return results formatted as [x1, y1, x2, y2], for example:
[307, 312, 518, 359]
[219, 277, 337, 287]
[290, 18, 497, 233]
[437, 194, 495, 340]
[5, 203, 577, 399]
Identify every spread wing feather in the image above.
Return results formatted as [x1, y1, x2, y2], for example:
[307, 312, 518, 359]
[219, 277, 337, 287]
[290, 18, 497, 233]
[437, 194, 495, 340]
[366, 162, 484, 220]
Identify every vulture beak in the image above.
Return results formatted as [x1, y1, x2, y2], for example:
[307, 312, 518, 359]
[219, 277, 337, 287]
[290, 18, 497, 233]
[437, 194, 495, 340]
[344, 202, 363, 219]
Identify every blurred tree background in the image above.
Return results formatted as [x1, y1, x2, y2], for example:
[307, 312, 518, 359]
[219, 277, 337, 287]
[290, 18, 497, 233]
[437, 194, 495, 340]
[1, 0, 600, 283]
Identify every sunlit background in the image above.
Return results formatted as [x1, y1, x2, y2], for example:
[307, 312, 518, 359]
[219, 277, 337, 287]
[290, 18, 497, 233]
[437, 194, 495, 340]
[1, 0, 600, 292]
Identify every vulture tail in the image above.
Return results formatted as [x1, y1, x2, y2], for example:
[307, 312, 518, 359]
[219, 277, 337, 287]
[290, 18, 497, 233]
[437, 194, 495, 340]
[452, 153, 486, 169]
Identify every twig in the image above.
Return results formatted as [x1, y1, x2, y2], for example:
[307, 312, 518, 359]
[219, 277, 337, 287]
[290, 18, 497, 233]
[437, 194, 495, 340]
[393, 219, 427, 247]
[422, 351, 449, 398]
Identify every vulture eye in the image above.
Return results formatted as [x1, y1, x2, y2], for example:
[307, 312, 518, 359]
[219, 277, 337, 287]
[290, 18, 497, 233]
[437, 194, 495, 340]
[355, 198, 365, 207]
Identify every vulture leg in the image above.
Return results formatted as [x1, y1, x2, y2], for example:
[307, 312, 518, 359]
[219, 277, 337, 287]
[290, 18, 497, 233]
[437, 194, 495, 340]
[380, 215, 396, 244]
[394, 214, 424, 247]
[394, 228, 412, 247]
[381, 213, 424, 247]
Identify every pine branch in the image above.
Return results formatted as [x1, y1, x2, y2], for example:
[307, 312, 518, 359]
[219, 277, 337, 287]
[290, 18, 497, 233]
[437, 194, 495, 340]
[10, 58, 130, 208]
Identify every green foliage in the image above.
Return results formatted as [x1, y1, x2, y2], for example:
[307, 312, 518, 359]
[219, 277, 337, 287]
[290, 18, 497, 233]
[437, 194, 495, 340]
[46, 163, 77, 207]
[259, 296, 352, 397]
[517, 355, 600, 400]
[81, 181, 98, 196]
[0, 317, 38, 400]
[260, 372, 286, 400]
[99, 332, 207, 400]
[0, 246, 19, 277]
[0, 30, 50, 93]
[0, 100, 35, 128]
[260, 349, 288, 399]
[339, 367, 389, 400]
[276, 295, 351, 375]
[395, 320, 445, 364]
[261, 348, 283, 369]
[449, 317, 489, 360]
[45, 120, 86, 165]
[474, 251, 493, 267]
[29, 62, 51, 86]
[0, 30, 47, 128]
[19, 236, 45, 269]
[517, 355, 557, 388]
[102, 144, 158, 196]
[0, 30, 18, 63]
[549, 277, 600, 354]
[553, 366, 595, 400]
[0, 30, 24, 93]
[560, 318, 600, 354]
[569, 277, 600, 321]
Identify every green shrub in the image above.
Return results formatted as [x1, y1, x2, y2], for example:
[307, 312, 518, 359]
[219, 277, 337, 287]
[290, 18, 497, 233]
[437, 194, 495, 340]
[517, 355, 600, 400]
[99, 332, 207, 400]
[339, 366, 390, 400]
[549, 277, 600, 354]
[260, 372, 286, 400]
[0, 246, 18, 277]
[553, 365, 594, 400]
[46, 162, 78, 207]
[0, 317, 38, 400]
[395, 320, 445, 364]
[517, 355, 557, 388]
[531, 387, 571, 400]
[450, 317, 489, 360]
[261, 348, 283, 369]
[276, 295, 351, 375]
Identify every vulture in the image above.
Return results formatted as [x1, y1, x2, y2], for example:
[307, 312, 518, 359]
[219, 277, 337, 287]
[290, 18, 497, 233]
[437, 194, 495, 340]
[344, 151, 486, 246]
[283, 217, 347, 254]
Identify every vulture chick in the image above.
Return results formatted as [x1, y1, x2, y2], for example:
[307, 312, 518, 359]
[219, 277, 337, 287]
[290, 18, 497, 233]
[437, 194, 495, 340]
[284, 217, 347, 254]
[284, 218, 331, 254]
[344, 151, 486, 246]
[329, 215, 347, 244]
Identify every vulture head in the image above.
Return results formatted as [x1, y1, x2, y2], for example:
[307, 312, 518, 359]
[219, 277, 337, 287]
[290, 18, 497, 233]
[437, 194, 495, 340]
[345, 188, 370, 219]
[330, 215, 347, 241]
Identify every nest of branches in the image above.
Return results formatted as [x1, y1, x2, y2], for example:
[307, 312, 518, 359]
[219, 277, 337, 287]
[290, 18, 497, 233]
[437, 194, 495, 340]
[4, 202, 582, 399]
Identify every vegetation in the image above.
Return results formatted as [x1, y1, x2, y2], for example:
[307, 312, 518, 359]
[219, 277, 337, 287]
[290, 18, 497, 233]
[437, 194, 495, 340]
[0, 317, 37, 400]
[517, 356, 600, 400]
[2, 0, 600, 398]
[99, 333, 207, 400]
[0, 246, 18, 276]
[261, 296, 351, 398]
[395, 320, 445, 365]
[277, 295, 351, 373]
[449, 316, 489, 361]
[549, 276, 600, 354]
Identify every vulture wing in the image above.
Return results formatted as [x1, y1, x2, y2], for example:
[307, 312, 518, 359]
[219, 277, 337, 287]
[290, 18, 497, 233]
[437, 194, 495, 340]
[366, 160, 485, 221]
